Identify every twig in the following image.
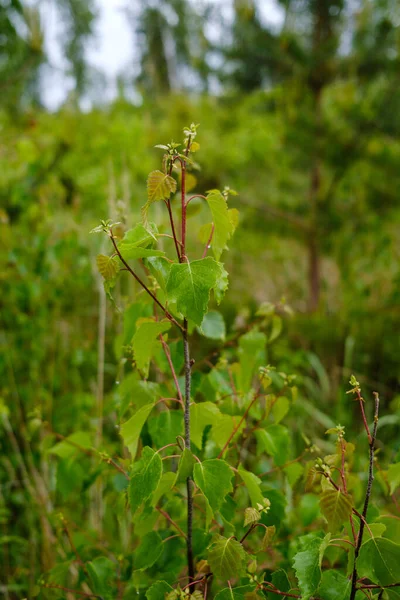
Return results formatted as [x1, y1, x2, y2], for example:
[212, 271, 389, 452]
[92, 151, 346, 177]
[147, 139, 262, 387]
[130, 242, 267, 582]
[156, 507, 187, 540]
[40, 583, 103, 599]
[202, 223, 215, 258]
[110, 233, 183, 331]
[159, 334, 185, 409]
[217, 392, 259, 459]
[164, 199, 181, 260]
[350, 392, 380, 600]
[261, 583, 301, 598]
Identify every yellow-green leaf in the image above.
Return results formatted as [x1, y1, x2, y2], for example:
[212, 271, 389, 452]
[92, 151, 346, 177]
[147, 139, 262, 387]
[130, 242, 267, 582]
[96, 254, 119, 280]
[319, 489, 353, 532]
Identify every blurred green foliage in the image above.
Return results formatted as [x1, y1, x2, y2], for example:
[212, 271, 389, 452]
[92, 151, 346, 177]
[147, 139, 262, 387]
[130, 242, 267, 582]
[1, 0, 400, 596]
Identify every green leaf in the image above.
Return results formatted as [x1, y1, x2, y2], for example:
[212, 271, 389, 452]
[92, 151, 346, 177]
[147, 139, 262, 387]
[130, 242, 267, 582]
[357, 537, 400, 586]
[238, 465, 264, 507]
[120, 403, 154, 458]
[261, 525, 276, 550]
[214, 262, 229, 304]
[207, 534, 247, 580]
[319, 489, 353, 532]
[238, 328, 267, 391]
[284, 462, 304, 488]
[198, 310, 226, 340]
[299, 494, 321, 527]
[119, 378, 159, 419]
[244, 507, 261, 526]
[132, 318, 171, 377]
[119, 247, 165, 261]
[215, 585, 257, 599]
[177, 449, 195, 483]
[134, 531, 163, 571]
[144, 256, 172, 292]
[87, 556, 115, 599]
[146, 581, 173, 600]
[265, 569, 291, 599]
[317, 570, 351, 600]
[269, 315, 282, 343]
[147, 170, 177, 201]
[255, 425, 290, 466]
[120, 223, 158, 247]
[363, 522, 387, 540]
[211, 413, 245, 450]
[143, 170, 177, 222]
[148, 410, 183, 448]
[96, 254, 119, 280]
[151, 471, 177, 507]
[48, 431, 92, 459]
[293, 534, 331, 600]
[317, 569, 351, 600]
[166, 257, 222, 326]
[205, 190, 235, 260]
[129, 447, 163, 514]
[272, 396, 290, 424]
[387, 462, 400, 495]
[193, 459, 233, 513]
[190, 401, 220, 448]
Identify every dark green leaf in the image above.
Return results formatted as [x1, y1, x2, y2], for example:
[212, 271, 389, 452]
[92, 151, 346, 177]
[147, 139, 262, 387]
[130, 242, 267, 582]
[317, 570, 351, 600]
[146, 581, 173, 600]
[215, 585, 256, 599]
[357, 537, 400, 586]
[129, 447, 163, 514]
[87, 556, 115, 599]
[120, 403, 154, 458]
[293, 533, 330, 600]
[132, 318, 171, 377]
[134, 531, 163, 571]
[166, 257, 222, 326]
[255, 425, 290, 466]
[193, 459, 233, 513]
[177, 449, 195, 483]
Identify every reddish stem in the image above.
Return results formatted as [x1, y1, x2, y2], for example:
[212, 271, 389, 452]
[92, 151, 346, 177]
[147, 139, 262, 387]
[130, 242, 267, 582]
[165, 198, 181, 260]
[156, 507, 187, 540]
[110, 233, 183, 331]
[217, 393, 259, 459]
[202, 223, 215, 258]
[159, 334, 185, 409]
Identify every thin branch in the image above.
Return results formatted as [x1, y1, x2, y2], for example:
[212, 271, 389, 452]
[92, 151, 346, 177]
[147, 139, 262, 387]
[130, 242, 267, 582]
[239, 523, 256, 544]
[355, 387, 372, 444]
[185, 194, 207, 207]
[217, 392, 259, 459]
[41, 583, 103, 599]
[261, 583, 301, 598]
[52, 432, 129, 480]
[156, 507, 187, 540]
[164, 198, 182, 260]
[110, 233, 183, 331]
[202, 223, 215, 258]
[350, 392, 380, 600]
[159, 334, 185, 409]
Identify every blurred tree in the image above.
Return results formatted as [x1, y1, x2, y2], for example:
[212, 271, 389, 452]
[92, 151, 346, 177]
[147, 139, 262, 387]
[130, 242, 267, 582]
[55, 0, 97, 98]
[0, 1, 44, 109]
[127, 0, 212, 96]
[223, 0, 400, 312]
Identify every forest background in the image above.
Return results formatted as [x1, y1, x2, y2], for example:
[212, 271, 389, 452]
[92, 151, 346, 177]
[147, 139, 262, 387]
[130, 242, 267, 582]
[1, 0, 400, 598]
